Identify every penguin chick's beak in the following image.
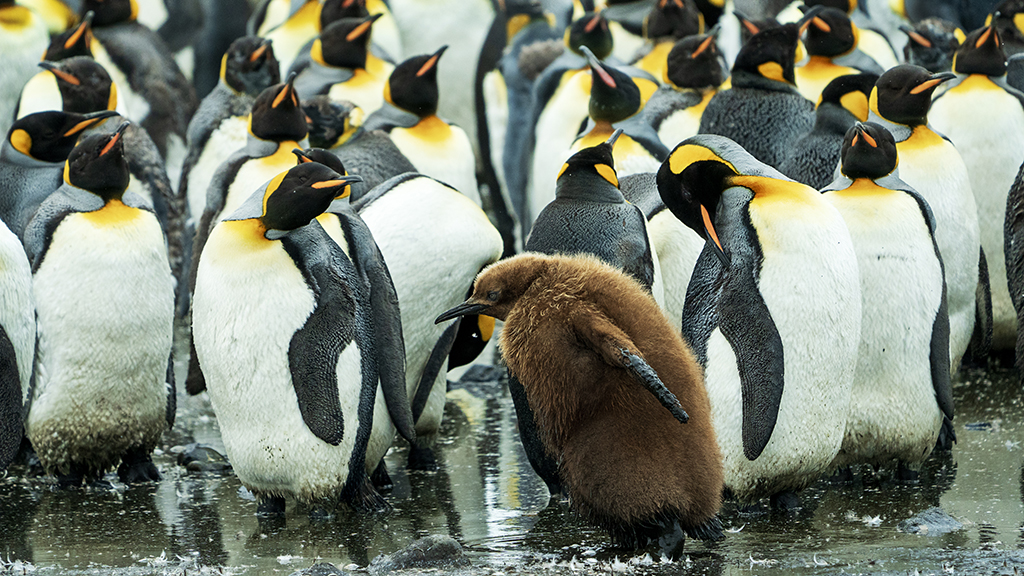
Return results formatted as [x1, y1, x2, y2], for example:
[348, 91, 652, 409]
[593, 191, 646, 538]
[910, 71, 956, 94]
[100, 121, 130, 156]
[580, 45, 616, 88]
[435, 300, 491, 324]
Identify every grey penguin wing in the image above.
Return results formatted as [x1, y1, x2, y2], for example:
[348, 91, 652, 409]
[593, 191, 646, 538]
[361, 102, 421, 133]
[1006, 160, 1024, 368]
[337, 209, 416, 443]
[0, 324, 22, 471]
[281, 225, 358, 446]
[681, 244, 723, 365]
[570, 308, 689, 424]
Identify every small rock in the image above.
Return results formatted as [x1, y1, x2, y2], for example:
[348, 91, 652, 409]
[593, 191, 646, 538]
[897, 507, 963, 536]
[367, 535, 471, 574]
[177, 443, 231, 472]
[289, 563, 351, 576]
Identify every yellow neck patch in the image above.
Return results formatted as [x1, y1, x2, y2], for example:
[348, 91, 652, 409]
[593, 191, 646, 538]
[868, 87, 880, 117]
[1015, 13, 1024, 36]
[758, 61, 787, 83]
[108, 81, 118, 111]
[410, 115, 452, 142]
[10, 129, 32, 156]
[840, 90, 869, 120]
[507, 14, 531, 42]
[311, 39, 327, 66]
[831, 178, 894, 198]
[0, 5, 32, 28]
[81, 199, 139, 226]
[668, 144, 736, 175]
[262, 170, 289, 217]
[215, 218, 272, 253]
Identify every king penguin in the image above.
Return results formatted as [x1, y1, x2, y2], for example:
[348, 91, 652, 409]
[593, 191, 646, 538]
[900, 19, 962, 73]
[821, 122, 954, 474]
[0, 0, 50, 139]
[869, 64, 988, 371]
[793, 7, 879, 103]
[657, 134, 861, 508]
[629, 0, 704, 82]
[778, 72, 877, 189]
[642, 27, 729, 150]
[0, 109, 118, 237]
[192, 160, 416, 514]
[929, 24, 1024, 353]
[698, 11, 817, 170]
[354, 171, 503, 469]
[24, 123, 176, 486]
[362, 47, 481, 204]
[179, 36, 281, 230]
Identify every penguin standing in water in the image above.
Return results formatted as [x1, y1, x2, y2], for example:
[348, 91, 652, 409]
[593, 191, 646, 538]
[642, 27, 729, 149]
[355, 173, 502, 469]
[901, 19, 962, 73]
[0, 0, 50, 139]
[869, 65, 988, 372]
[0, 110, 118, 237]
[192, 161, 416, 514]
[435, 252, 724, 551]
[302, 96, 415, 200]
[821, 122, 953, 476]
[698, 12, 817, 170]
[0, 203, 33, 472]
[24, 124, 175, 485]
[362, 47, 480, 204]
[778, 72, 877, 189]
[929, 24, 1024, 353]
[657, 134, 861, 508]
[180, 36, 280, 228]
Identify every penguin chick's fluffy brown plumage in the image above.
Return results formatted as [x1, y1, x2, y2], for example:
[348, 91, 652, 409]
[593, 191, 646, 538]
[437, 253, 723, 548]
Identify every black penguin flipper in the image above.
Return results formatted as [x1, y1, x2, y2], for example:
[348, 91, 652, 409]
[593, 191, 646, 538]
[967, 246, 993, 361]
[361, 102, 421, 133]
[642, 88, 702, 134]
[283, 229, 359, 446]
[165, 352, 176, 428]
[0, 325, 23, 471]
[718, 260, 784, 461]
[508, 371, 562, 496]
[680, 245, 723, 366]
[412, 319, 460, 423]
[22, 187, 102, 272]
[338, 210, 416, 444]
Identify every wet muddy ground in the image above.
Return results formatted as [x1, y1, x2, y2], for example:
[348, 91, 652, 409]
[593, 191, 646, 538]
[4, 347, 1024, 575]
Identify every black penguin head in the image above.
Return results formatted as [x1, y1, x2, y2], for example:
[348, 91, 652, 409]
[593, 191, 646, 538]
[314, 15, 380, 69]
[566, 12, 613, 60]
[804, 0, 853, 12]
[435, 254, 554, 323]
[554, 129, 623, 200]
[320, 0, 369, 27]
[44, 11, 93, 61]
[665, 26, 725, 88]
[871, 64, 955, 126]
[39, 57, 117, 114]
[581, 47, 641, 123]
[385, 46, 445, 117]
[818, 72, 877, 120]
[249, 74, 308, 141]
[802, 6, 857, 57]
[952, 25, 1007, 76]
[644, 0, 702, 41]
[64, 121, 130, 201]
[992, 1, 1024, 45]
[293, 147, 354, 200]
[734, 10, 780, 44]
[732, 8, 821, 87]
[839, 122, 898, 179]
[80, 0, 137, 26]
[302, 95, 362, 148]
[7, 109, 118, 162]
[222, 37, 280, 96]
[259, 163, 361, 234]
[900, 19, 962, 73]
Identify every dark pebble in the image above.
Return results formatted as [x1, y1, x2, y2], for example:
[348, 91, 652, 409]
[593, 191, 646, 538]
[367, 535, 471, 574]
[897, 507, 963, 535]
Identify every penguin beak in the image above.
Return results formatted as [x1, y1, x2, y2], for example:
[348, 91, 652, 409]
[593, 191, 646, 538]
[580, 45, 616, 88]
[250, 40, 270, 62]
[975, 25, 996, 48]
[417, 45, 447, 77]
[64, 109, 119, 137]
[734, 11, 759, 36]
[66, 11, 93, 49]
[899, 24, 932, 47]
[346, 13, 382, 41]
[312, 174, 362, 191]
[292, 148, 312, 163]
[39, 61, 80, 86]
[691, 29, 718, 58]
[435, 300, 491, 324]
[701, 204, 729, 267]
[910, 71, 956, 94]
[100, 121, 130, 157]
[273, 72, 298, 108]
[604, 128, 622, 147]
[851, 123, 877, 148]
[584, 13, 602, 33]
[797, 5, 825, 35]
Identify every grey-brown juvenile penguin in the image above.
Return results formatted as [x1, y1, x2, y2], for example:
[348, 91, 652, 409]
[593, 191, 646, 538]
[436, 252, 723, 551]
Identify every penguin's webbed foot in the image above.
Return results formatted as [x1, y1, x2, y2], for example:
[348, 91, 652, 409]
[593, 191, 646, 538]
[371, 460, 393, 490]
[345, 476, 392, 514]
[935, 417, 956, 451]
[407, 445, 438, 471]
[117, 449, 160, 484]
[769, 490, 801, 511]
[656, 523, 686, 560]
[257, 496, 287, 517]
[896, 462, 920, 484]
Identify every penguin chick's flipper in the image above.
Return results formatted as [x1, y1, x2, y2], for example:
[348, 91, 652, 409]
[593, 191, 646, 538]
[717, 248, 785, 462]
[342, 213, 416, 444]
[0, 326, 23, 471]
[571, 309, 689, 424]
[284, 235, 358, 447]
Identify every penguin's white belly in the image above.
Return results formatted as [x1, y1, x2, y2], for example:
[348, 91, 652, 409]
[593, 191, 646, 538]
[649, 211, 703, 330]
[0, 222, 35, 403]
[0, 29, 49, 136]
[194, 230, 386, 501]
[28, 209, 173, 473]
[826, 188, 944, 469]
[608, 21, 645, 63]
[657, 106, 704, 150]
[327, 78, 386, 116]
[218, 155, 296, 222]
[359, 177, 502, 440]
[930, 84, 1024, 350]
[708, 197, 860, 501]
[15, 72, 65, 119]
[896, 137, 980, 372]
[187, 116, 249, 222]
[390, 122, 481, 205]
[483, 69, 509, 195]
[93, 42, 151, 124]
[528, 72, 590, 223]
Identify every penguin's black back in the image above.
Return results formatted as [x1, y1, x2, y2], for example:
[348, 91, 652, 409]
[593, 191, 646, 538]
[699, 88, 814, 169]
[777, 127, 843, 190]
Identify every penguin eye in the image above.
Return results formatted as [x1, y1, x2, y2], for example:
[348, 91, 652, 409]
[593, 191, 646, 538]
[487, 290, 499, 302]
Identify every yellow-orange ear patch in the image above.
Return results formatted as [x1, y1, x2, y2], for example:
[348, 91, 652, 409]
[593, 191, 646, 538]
[595, 163, 618, 187]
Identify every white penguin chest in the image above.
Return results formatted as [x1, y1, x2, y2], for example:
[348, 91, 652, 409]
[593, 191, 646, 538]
[188, 115, 249, 221]
[390, 117, 480, 205]
[219, 144, 300, 221]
